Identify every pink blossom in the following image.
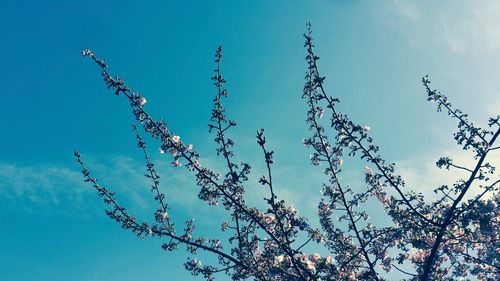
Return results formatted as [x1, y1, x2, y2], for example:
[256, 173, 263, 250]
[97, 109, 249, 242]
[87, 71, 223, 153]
[221, 221, 229, 231]
[337, 158, 344, 166]
[363, 166, 373, 175]
[325, 255, 333, 265]
[264, 215, 276, 224]
[302, 138, 310, 147]
[411, 248, 428, 263]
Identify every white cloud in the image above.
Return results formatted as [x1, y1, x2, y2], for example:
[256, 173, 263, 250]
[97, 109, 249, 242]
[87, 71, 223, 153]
[0, 155, 201, 218]
[396, 146, 499, 202]
[392, 0, 420, 22]
[379, 0, 500, 53]
[0, 161, 92, 215]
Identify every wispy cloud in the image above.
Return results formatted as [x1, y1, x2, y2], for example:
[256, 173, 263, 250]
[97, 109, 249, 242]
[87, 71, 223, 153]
[0, 155, 201, 218]
[0, 161, 92, 215]
[392, 0, 420, 22]
[396, 145, 499, 201]
[377, 0, 500, 53]
[3, 140, 495, 226]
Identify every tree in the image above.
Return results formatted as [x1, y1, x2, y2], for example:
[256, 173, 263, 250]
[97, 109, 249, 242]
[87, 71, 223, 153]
[76, 24, 499, 280]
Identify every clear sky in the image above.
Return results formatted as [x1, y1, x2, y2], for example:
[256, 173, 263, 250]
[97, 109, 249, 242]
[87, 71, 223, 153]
[1, 1, 499, 280]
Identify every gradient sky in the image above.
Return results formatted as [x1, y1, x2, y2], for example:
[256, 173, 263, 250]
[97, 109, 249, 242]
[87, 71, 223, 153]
[1, 1, 499, 280]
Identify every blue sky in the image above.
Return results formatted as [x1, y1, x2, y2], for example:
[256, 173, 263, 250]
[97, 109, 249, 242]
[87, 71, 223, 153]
[1, 1, 499, 280]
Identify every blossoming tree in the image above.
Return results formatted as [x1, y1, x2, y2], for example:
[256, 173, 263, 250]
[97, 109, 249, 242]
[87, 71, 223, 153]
[76, 25, 499, 280]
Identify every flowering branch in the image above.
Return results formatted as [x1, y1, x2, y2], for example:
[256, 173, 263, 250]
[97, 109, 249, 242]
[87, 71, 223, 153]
[303, 24, 440, 230]
[422, 76, 492, 156]
[420, 126, 499, 280]
[302, 39, 381, 279]
[74, 151, 243, 270]
[78, 24, 499, 280]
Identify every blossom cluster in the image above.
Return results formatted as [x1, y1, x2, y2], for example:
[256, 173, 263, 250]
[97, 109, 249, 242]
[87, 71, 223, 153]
[78, 24, 500, 281]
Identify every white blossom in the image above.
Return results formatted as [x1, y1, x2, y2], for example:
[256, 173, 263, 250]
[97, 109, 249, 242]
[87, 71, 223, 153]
[274, 255, 284, 264]
[363, 166, 373, 175]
